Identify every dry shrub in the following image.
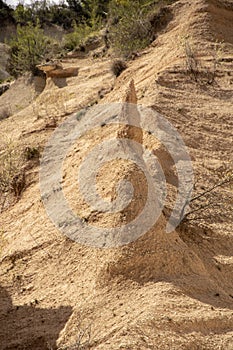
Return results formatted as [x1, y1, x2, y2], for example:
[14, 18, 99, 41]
[182, 171, 233, 225]
[111, 59, 127, 77]
[182, 36, 224, 84]
[183, 37, 199, 81]
[0, 106, 11, 120]
[57, 323, 92, 350]
[24, 146, 41, 161]
[0, 136, 25, 211]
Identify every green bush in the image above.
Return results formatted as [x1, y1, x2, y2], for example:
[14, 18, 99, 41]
[67, 0, 110, 22]
[13, 3, 33, 25]
[108, 0, 177, 57]
[7, 22, 52, 77]
[63, 0, 107, 52]
[49, 4, 77, 29]
[63, 20, 101, 51]
[108, 0, 154, 56]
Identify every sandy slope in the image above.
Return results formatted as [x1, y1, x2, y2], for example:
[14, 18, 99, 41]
[0, 0, 233, 349]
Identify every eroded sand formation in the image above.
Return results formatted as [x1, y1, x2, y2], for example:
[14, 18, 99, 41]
[0, 0, 232, 349]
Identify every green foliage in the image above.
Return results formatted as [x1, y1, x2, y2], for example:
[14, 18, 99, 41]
[13, 1, 55, 26]
[66, 0, 84, 15]
[85, 0, 101, 28]
[59, 1, 107, 51]
[63, 19, 101, 51]
[12, 1, 80, 29]
[108, 0, 178, 56]
[66, 0, 110, 19]
[83, 0, 110, 23]
[108, 0, 154, 56]
[13, 3, 33, 25]
[24, 146, 41, 161]
[8, 22, 52, 77]
[29, 0, 52, 24]
[49, 3, 77, 29]
[5, 0, 177, 75]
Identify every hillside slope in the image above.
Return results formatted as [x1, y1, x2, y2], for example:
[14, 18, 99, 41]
[0, 0, 232, 349]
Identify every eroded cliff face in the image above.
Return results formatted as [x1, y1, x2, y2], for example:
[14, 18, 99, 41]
[0, 0, 233, 349]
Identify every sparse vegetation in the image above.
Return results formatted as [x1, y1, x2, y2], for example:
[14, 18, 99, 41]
[182, 35, 225, 84]
[7, 22, 53, 77]
[108, 0, 176, 57]
[0, 137, 26, 211]
[108, 0, 154, 57]
[111, 59, 127, 77]
[63, 1, 104, 52]
[1, 0, 233, 349]
[0, 142, 42, 211]
[48, 3, 77, 30]
[0, 106, 11, 120]
[24, 146, 41, 161]
[57, 323, 92, 350]
[206, 40, 224, 84]
[182, 171, 233, 224]
[2, 0, 178, 76]
[182, 35, 199, 82]
[9, 0, 110, 29]
[63, 22, 99, 52]
[13, 3, 34, 26]
[0, 226, 7, 257]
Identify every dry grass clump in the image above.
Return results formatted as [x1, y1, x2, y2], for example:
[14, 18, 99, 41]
[57, 323, 92, 350]
[110, 59, 127, 77]
[0, 136, 25, 211]
[0, 106, 11, 120]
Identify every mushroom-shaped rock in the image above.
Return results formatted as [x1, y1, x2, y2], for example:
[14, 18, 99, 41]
[37, 61, 79, 79]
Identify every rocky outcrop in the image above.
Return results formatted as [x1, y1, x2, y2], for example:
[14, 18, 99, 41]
[37, 62, 79, 79]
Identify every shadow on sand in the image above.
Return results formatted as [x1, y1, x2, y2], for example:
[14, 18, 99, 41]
[0, 285, 72, 350]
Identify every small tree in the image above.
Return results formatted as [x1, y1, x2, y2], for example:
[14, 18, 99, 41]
[13, 3, 34, 25]
[108, 0, 154, 56]
[66, 0, 110, 25]
[8, 22, 51, 77]
[50, 3, 77, 29]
